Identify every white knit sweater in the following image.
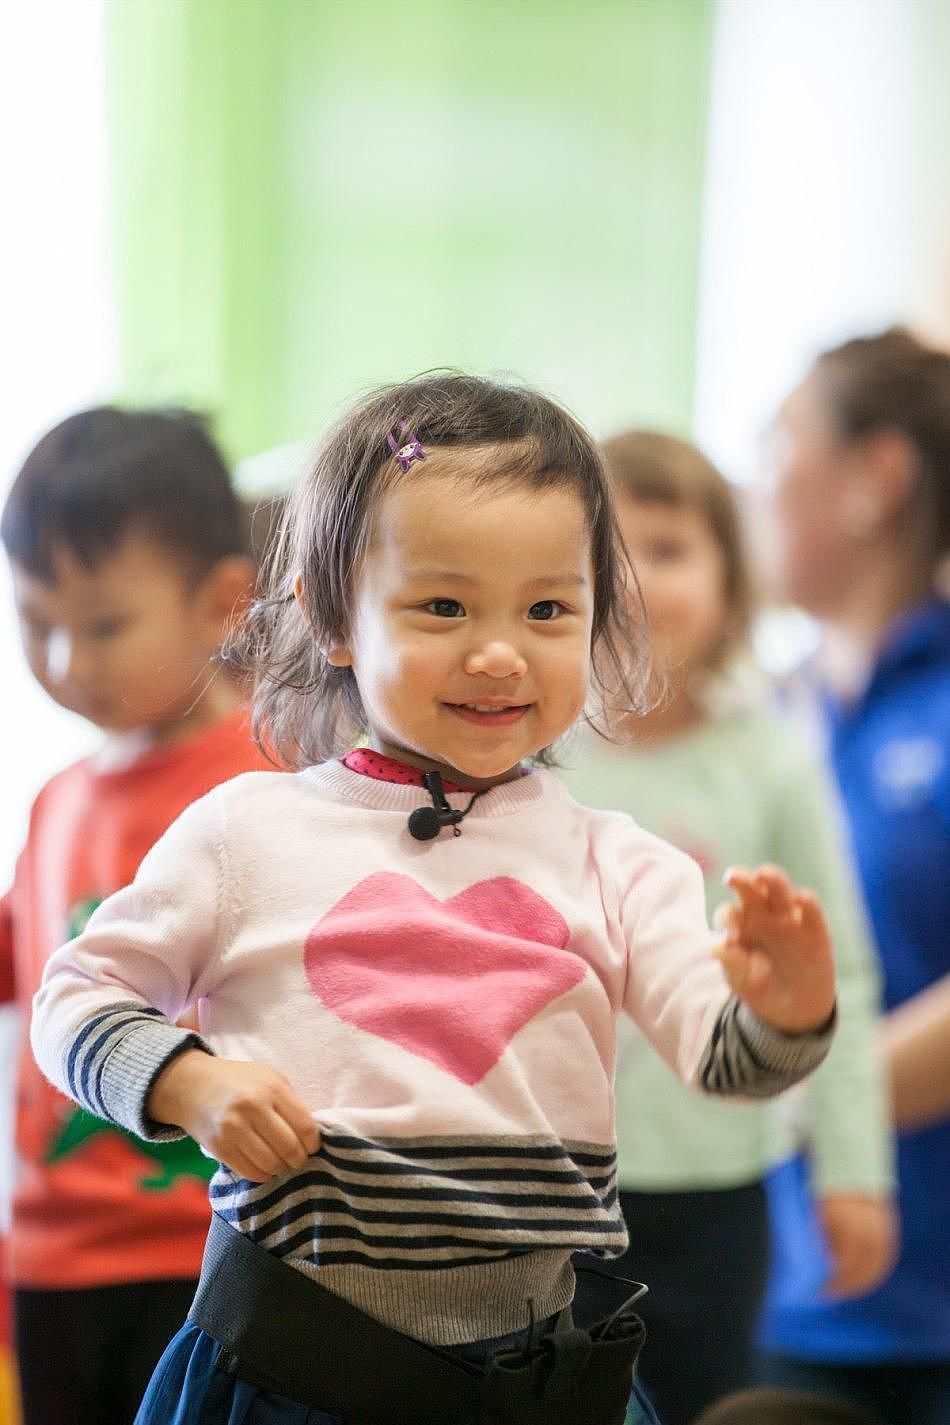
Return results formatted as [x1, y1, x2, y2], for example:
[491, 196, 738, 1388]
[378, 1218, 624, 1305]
[31, 762, 833, 1343]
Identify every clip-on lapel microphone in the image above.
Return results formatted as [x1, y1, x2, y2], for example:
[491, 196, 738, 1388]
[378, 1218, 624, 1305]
[407, 771, 486, 841]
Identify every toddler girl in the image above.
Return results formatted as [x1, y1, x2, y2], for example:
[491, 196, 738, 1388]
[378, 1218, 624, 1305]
[561, 432, 894, 1425]
[30, 375, 838, 1425]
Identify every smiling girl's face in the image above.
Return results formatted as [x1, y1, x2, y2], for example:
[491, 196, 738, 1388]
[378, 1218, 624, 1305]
[323, 450, 596, 787]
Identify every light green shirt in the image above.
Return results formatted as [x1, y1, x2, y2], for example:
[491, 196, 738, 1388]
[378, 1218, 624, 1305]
[559, 706, 893, 1196]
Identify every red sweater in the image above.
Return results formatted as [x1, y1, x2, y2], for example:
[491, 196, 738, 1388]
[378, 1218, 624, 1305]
[0, 710, 271, 1288]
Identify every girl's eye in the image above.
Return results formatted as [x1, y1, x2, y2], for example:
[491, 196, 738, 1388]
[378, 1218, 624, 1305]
[425, 599, 465, 618]
[528, 600, 564, 621]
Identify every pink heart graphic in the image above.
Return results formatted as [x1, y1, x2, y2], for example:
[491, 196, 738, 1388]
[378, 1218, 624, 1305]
[304, 872, 584, 1084]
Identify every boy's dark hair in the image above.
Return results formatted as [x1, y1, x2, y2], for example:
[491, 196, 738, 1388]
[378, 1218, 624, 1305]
[692, 1387, 884, 1425]
[1, 406, 247, 581]
[229, 371, 650, 770]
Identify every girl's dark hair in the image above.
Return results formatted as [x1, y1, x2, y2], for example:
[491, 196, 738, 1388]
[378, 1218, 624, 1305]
[692, 1387, 884, 1425]
[811, 326, 950, 575]
[1, 406, 247, 581]
[240, 493, 287, 569]
[601, 429, 755, 670]
[229, 372, 648, 770]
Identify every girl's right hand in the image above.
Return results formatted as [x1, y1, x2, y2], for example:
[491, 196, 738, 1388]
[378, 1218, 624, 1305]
[147, 1048, 321, 1182]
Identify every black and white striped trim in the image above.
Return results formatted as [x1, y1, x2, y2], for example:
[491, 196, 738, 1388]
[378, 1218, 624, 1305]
[698, 996, 836, 1098]
[63, 999, 207, 1139]
[209, 1130, 624, 1271]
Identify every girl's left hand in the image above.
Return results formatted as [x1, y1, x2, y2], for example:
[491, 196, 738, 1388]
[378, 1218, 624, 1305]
[713, 864, 836, 1034]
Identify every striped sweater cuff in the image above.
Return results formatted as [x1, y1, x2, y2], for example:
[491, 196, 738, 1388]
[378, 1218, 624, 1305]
[699, 996, 837, 1098]
[63, 1000, 211, 1141]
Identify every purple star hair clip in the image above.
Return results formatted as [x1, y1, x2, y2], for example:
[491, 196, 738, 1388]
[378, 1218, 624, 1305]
[387, 421, 426, 473]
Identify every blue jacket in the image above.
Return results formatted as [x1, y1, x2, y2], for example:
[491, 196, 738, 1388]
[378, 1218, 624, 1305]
[761, 599, 950, 1361]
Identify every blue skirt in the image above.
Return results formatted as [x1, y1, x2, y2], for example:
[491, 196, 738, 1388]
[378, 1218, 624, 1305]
[136, 1321, 662, 1424]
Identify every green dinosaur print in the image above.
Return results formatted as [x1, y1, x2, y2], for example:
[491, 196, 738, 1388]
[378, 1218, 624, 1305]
[67, 897, 102, 940]
[45, 1107, 216, 1190]
[53, 896, 215, 1189]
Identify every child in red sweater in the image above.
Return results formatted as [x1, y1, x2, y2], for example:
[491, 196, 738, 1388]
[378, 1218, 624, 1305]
[0, 407, 271, 1425]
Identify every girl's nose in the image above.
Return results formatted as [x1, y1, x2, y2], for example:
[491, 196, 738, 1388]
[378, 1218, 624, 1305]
[463, 640, 528, 679]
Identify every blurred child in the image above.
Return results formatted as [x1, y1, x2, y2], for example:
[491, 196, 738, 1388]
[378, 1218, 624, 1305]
[28, 375, 839, 1425]
[757, 328, 950, 1425]
[691, 1387, 883, 1425]
[561, 432, 895, 1425]
[0, 407, 271, 1425]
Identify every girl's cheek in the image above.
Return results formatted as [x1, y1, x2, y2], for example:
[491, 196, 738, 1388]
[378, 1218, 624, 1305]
[398, 640, 447, 678]
[354, 627, 404, 685]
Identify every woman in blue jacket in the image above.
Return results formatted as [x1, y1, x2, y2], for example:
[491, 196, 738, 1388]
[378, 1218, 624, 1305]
[758, 326, 950, 1425]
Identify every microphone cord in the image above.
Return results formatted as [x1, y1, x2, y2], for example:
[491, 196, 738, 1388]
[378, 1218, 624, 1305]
[449, 786, 487, 835]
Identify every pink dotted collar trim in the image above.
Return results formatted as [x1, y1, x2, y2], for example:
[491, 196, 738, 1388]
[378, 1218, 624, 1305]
[341, 748, 476, 794]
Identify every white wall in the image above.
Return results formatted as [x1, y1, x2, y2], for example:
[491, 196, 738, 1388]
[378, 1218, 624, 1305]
[694, 0, 950, 485]
[0, 0, 114, 886]
[0, 0, 114, 1224]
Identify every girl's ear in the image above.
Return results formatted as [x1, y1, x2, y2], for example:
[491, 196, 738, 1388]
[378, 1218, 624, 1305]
[293, 573, 353, 667]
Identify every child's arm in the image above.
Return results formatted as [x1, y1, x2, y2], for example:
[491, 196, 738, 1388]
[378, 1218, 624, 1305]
[716, 866, 899, 1292]
[30, 787, 318, 1182]
[620, 841, 836, 1099]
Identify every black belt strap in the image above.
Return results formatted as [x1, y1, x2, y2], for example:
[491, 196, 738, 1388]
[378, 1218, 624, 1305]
[189, 1214, 645, 1425]
[189, 1212, 481, 1425]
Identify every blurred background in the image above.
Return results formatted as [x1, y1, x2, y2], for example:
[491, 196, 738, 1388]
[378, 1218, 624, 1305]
[0, 3, 948, 1414]
[3, 0, 950, 879]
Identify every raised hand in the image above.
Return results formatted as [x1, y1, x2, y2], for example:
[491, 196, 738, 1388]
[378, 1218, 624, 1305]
[713, 864, 836, 1034]
[147, 1049, 321, 1182]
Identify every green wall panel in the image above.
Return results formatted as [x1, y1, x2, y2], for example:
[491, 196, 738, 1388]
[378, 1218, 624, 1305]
[108, 0, 711, 462]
